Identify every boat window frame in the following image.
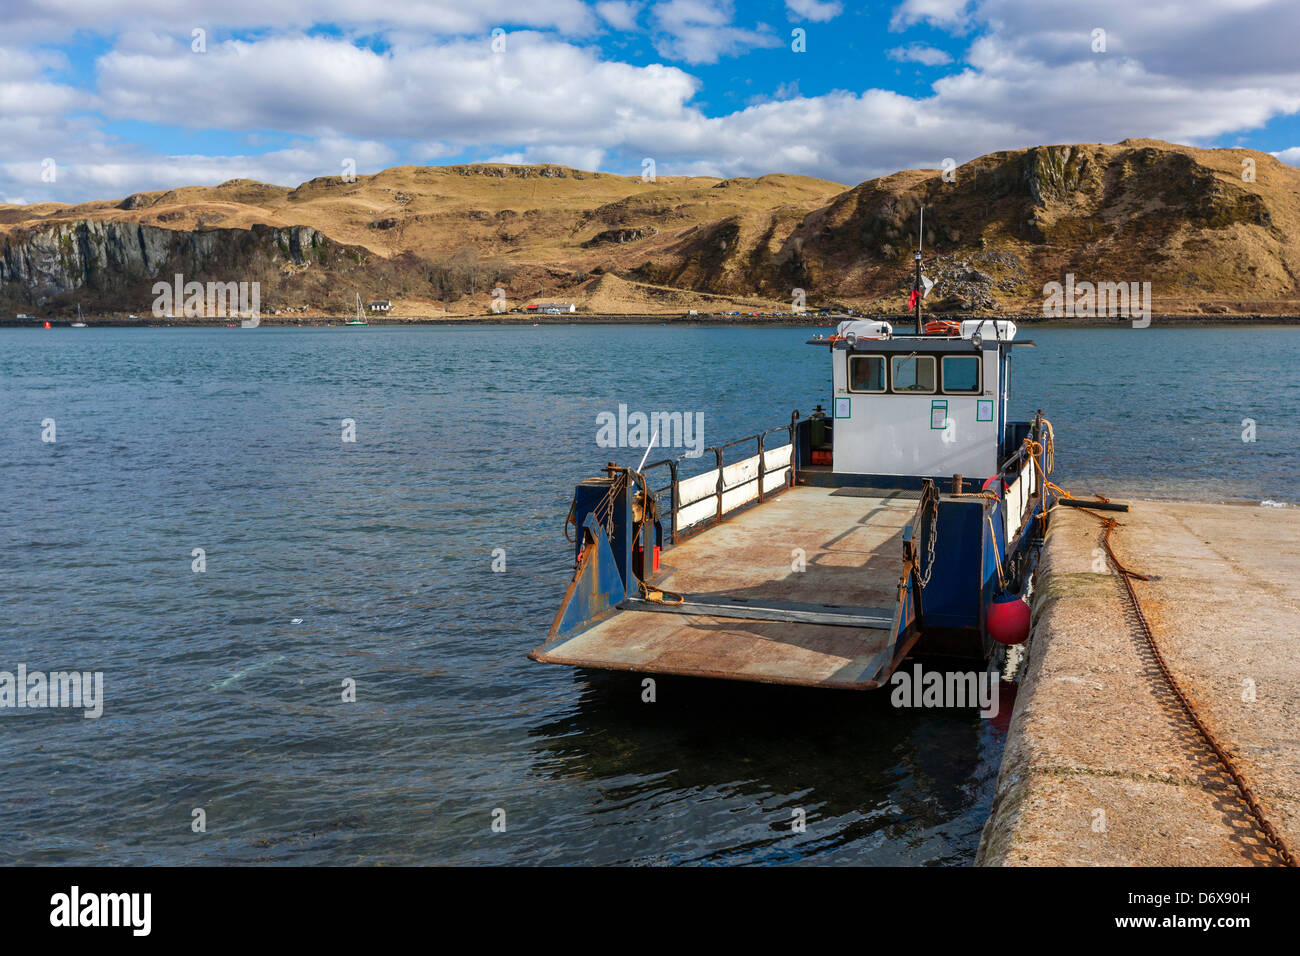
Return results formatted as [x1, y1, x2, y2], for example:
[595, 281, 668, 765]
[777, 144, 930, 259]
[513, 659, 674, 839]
[889, 354, 937, 395]
[846, 353, 888, 394]
[940, 354, 982, 395]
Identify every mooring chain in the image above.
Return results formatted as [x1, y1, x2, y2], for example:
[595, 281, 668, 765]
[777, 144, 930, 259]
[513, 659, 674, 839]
[1086, 509, 1297, 867]
[918, 494, 939, 588]
[592, 470, 627, 539]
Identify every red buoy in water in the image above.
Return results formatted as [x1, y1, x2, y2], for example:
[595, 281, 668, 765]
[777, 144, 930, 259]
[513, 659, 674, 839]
[987, 593, 1031, 645]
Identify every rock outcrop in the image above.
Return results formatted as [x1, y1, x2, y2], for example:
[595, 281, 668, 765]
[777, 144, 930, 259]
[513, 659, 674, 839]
[0, 220, 334, 305]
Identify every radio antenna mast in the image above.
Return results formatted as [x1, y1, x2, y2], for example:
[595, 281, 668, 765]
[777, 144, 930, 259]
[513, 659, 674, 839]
[913, 205, 924, 334]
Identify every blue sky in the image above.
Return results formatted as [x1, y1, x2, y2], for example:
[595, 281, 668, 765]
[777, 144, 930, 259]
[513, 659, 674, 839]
[3, 0, 1299, 203]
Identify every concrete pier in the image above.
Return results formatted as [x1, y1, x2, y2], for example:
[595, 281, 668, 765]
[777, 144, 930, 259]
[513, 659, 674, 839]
[977, 500, 1300, 866]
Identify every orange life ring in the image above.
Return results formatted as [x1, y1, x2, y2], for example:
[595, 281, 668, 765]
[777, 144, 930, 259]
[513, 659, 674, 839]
[924, 320, 961, 336]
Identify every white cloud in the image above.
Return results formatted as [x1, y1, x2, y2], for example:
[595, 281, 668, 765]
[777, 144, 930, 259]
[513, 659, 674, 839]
[651, 0, 780, 64]
[961, 0, 1300, 82]
[889, 0, 973, 32]
[514, 146, 609, 170]
[0, 45, 69, 79]
[0, 78, 82, 115]
[0, 138, 396, 201]
[94, 32, 701, 140]
[930, 0, 1300, 145]
[478, 146, 609, 172]
[596, 1, 644, 31]
[785, 0, 843, 23]
[0, 45, 399, 200]
[1275, 147, 1300, 167]
[0, 0, 597, 41]
[887, 43, 953, 66]
[0, 45, 81, 115]
[661, 159, 726, 177]
[5, 0, 1300, 202]
[412, 141, 457, 162]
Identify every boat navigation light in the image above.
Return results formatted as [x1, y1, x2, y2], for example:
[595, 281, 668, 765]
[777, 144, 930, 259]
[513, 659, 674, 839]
[971, 332, 983, 348]
[844, 331, 857, 348]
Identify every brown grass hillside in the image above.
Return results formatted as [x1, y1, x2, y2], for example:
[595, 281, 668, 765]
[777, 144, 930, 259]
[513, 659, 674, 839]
[778, 139, 1300, 313]
[2, 141, 1298, 317]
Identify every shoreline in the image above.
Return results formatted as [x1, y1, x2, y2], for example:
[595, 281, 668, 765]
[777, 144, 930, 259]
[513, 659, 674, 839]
[4, 312, 1300, 329]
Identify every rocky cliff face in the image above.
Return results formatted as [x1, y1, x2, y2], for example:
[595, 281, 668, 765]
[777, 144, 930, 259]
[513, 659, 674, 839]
[0, 220, 332, 306]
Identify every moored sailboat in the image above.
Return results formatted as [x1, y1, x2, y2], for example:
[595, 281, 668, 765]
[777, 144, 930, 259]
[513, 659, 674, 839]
[346, 294, 368, 325]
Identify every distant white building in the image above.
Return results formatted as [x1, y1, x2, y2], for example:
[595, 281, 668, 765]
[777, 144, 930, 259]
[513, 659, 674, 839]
[526, 302, 576, 314]
[368, 300, 392, 313]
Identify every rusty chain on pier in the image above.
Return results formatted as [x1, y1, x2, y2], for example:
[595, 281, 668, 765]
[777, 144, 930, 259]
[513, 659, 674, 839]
[1082, 507, 1297, 868]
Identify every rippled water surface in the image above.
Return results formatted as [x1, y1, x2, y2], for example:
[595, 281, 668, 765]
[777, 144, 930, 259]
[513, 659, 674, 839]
[1, 324, 1295, 865]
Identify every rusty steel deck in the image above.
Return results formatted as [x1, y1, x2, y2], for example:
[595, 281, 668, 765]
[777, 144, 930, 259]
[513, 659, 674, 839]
[529, 486, 920, 690]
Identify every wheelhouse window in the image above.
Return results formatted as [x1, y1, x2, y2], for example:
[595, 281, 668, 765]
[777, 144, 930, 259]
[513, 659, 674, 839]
[890, 355, 936, 393]
[941, 355, 981, 394]
[848, 355, 886, 392]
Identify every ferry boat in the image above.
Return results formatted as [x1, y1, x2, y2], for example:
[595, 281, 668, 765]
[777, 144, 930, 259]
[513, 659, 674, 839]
[529, 316, 1056, 690]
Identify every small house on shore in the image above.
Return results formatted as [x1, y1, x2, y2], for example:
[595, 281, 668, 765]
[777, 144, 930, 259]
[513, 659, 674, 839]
[526, 302, 576, 314]
[368, 300, 392, 313]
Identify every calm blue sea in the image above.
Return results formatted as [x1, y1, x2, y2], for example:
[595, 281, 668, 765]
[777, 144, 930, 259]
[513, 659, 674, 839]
[0, 324, 1295, 865]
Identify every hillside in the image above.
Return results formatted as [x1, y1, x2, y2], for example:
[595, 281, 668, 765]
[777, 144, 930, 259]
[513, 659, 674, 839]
[2, 141, 1298, 318]
[777, 139, 1300, 314]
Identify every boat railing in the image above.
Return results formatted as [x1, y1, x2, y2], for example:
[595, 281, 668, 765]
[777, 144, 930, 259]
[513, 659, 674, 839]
[641, 411, 800, 544]
[997, 440, 1034, 481]
[996, 418, 1046, 530]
